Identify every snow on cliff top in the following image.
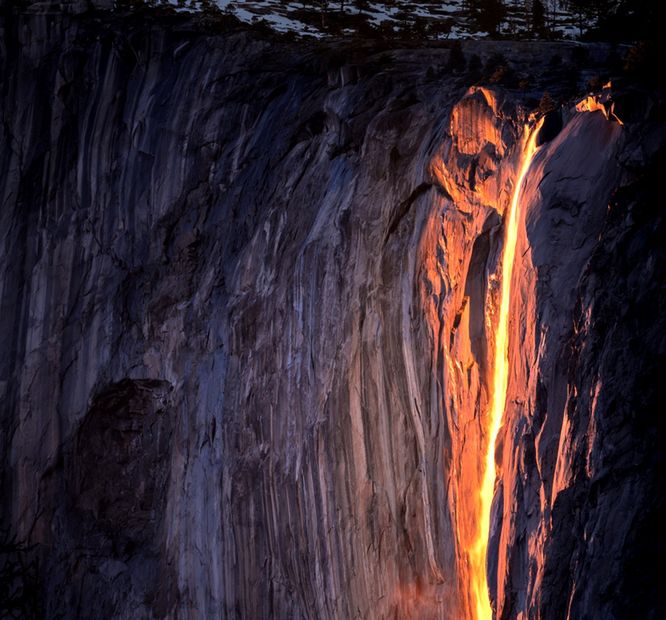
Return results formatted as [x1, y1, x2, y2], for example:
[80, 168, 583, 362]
[167, 0, 582, 40]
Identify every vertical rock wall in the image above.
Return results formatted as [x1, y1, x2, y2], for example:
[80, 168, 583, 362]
[1, 9, 663, 619]
[491, 110, 623, 618]
[493, 103, 666, 619]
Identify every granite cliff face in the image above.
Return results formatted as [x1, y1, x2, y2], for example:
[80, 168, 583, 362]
[1, 7, 665, 619]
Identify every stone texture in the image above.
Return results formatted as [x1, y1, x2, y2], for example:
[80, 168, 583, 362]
[0, 6, 664, 619]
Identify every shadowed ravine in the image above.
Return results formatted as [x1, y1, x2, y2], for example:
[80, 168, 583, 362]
[1, 8, 665, 620]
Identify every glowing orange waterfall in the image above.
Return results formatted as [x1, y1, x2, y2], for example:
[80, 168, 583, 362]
[468, 119, 544, 620]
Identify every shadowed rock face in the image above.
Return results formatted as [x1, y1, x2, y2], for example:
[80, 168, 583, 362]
[56, 378, 176, 619]
[1, 8, 665, 620]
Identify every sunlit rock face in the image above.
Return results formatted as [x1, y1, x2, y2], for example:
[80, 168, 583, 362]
[493, 108, 666, 619]
[1, 8, 665, 620]
[491, 111, 624, 618]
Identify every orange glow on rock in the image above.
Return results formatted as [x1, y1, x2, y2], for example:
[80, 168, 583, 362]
[467, 118, 544, 620]
[575, 84, 623, 125]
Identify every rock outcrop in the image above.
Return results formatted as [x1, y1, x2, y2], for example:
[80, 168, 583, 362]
[1, 7, 664, 619]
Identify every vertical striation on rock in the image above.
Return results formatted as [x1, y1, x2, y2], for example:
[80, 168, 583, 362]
[469, 117, 544, 620]
[1, 7, 664, 619]
[490, 107, 624, 619]
[490, 99, 666, 619]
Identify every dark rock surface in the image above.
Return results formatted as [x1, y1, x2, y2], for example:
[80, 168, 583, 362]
[0, 6, 664, 619]
[57, 378, 175, 618]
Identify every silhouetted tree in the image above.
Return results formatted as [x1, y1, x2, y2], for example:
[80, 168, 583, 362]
[468, 0, 507, 37]
[317, 0, 329, 29]
[531, 0, 546, 35]
[355, 0, 369, 14]
[565, 0, 613, 36]
[430, 18, 453, 40]
[595, 0, 666, 41]
[396, 4, 414, 31]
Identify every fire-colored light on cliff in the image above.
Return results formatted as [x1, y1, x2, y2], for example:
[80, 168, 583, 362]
[469, 118, 544, 620]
